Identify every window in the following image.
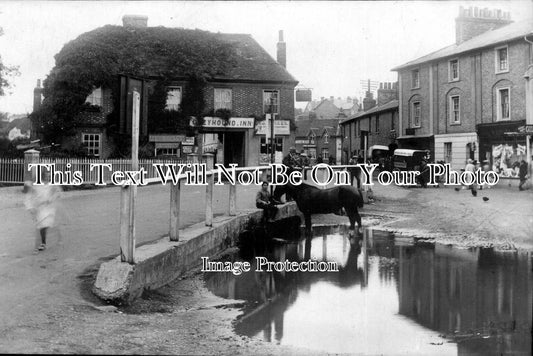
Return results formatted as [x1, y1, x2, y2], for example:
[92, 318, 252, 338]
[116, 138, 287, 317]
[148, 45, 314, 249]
[156, 148, 179, 156]
[356, 121, 360, 137]
[412, 69, 420, 88]
[166, 87, 182, 111]
[449, 59, 459, 81]
[82, 133, 101, 157]
[496, 88, 510, 121]
[85, 88, 102, 106]
[445, 143, 452, 163]
[391, 112, 396, 130]
[449, 96, 460, 124]
[322, 148, 329, 160]
[260, 137, 283, 154]
[411, 101, 421, 127]
[375, 115, 380, 133]
[263, 90, 279, 114]
[495, 46, 508, 73]
[214, 88, 232, 110]
[324, 132, 329, 144]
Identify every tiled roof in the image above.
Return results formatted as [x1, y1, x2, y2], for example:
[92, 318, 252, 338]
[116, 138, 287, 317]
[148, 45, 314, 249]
[342, 100, 398, 124]
[392, 18, 533, 71]
[215, 33, 298, 83]
[295, 118, 342, 137]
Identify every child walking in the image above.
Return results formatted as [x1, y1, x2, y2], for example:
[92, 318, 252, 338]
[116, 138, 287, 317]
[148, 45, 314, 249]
[25, 171, 60, 252]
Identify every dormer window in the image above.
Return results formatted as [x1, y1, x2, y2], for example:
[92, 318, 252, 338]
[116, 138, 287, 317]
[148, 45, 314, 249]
[85, 88, 102, 106]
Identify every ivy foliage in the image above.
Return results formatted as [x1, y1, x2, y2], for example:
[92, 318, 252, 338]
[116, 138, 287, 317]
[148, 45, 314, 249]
[31, 25, 238, 143]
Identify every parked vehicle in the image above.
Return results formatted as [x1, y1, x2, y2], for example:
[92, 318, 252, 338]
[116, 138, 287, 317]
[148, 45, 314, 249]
[367, 145, 389, 165]
[392, 149, 431, 171]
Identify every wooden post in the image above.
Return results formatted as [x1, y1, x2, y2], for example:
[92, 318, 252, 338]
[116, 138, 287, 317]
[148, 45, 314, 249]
[229, 183, 237, 216]
[169, 180, 181, 241]
[204, 153, 214, 227]
[120, 90, 140, 263]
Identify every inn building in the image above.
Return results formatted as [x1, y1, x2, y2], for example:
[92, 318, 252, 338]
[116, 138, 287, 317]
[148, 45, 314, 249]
[33, 16, 298, 166]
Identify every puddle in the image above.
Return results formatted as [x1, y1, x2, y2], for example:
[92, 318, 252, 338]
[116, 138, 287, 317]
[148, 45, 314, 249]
[203, 226, 532, 355]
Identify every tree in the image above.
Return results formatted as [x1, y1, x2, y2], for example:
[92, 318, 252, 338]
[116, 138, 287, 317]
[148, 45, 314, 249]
[0, 25, 20, 96]
[31, 25, 238, 144]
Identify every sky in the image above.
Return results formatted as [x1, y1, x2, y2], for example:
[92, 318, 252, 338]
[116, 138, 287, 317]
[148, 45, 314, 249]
[0, 0, 532, 115]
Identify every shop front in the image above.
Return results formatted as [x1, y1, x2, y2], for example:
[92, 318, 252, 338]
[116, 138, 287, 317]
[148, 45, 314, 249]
[255, 119, 291, 165]
[189, 117, 293, 167]
[191, 117, 254, 167]
[477, 120, 529, 178]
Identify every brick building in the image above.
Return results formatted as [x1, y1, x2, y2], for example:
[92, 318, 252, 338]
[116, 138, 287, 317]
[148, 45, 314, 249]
[392, 7, 533, 173]
[35, 17, 298, 166]
[340, 82, 399, 163]
[294, 118, 342, 164]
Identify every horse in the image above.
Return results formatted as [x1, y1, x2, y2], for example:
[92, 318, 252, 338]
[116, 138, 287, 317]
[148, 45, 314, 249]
[273, 182, 364, 235]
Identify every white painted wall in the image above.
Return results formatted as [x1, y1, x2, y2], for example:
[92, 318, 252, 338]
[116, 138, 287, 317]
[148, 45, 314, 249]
[434, 132, 478, 171]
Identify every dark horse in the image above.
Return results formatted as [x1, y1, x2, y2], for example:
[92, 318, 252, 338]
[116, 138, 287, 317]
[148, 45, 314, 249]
[273, 182, 364, 235]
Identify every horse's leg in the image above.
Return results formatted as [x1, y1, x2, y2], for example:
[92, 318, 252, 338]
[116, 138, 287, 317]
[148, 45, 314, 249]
[304, 213, 312, 236]
[346, 208, 362, 235]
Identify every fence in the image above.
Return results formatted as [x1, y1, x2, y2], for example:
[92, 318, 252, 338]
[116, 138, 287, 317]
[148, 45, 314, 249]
[0, 157, 25, 184]
[0, 156, 197, 185]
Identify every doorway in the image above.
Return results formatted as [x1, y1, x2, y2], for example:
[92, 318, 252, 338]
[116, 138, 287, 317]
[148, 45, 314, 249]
[224, 131, 245, 167]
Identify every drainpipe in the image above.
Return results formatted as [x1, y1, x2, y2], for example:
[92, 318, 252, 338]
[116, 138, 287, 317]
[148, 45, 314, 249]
[524, 33, 533, 184]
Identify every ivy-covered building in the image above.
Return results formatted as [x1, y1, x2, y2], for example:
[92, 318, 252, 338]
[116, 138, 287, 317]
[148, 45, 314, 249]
[33, 15, 298, 166]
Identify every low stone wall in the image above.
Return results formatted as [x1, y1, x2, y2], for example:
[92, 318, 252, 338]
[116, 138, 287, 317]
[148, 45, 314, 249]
[92, 202, 300, 305]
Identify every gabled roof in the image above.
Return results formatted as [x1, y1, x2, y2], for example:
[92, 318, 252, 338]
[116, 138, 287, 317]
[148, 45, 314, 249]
[295, 118, 342, 137]
[341, 100, 398, 125]
[392, 18, 533, 71]
[215, 33, 298, 83]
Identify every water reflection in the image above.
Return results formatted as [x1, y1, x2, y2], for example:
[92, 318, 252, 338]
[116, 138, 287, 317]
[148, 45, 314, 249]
[203, 227, 532, 355]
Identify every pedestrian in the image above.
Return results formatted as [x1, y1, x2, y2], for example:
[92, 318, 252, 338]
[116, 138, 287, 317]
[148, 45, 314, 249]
[480, 160, 491, 190]
[24, 171, 61, 252]
[348, 154, 361, 189]
[282, 147, 302, 172]
[300, 151, 310, 180]
[417, 160, 430, 188]
[518, 160, 529, 191]
[256, 182, 279, 221]
[465, 159, 477, 196]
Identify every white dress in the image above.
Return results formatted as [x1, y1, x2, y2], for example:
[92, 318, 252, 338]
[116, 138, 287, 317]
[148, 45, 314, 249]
[25, 184, 60, 229]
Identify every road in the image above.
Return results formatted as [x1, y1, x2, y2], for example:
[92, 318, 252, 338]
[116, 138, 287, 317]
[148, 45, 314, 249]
[0, 183, 261, 352]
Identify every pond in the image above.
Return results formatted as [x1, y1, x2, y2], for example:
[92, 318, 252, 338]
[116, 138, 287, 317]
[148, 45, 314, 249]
[203, 225, 532, 355]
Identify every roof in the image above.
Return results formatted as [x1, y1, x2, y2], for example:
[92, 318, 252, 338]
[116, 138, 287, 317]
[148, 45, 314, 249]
[215, 33, 298, 83]
[392, 18, 533, 71]
[295, 118, 342, 137]
[341, 100, 398, 125]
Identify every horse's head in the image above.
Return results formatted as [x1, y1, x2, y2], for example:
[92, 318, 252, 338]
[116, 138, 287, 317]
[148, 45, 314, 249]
[273, 184, 288, 201]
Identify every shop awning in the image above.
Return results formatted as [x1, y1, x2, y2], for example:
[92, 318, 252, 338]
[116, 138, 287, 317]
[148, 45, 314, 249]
[396, 134, 434, 140]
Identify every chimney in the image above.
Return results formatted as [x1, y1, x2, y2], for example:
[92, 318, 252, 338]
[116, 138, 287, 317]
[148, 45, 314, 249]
[122, 15, 148, 29]
[277, 30, 286, 68]
[455, 6, 512, 44]
[362, 91, 376, 111]
[377, 81, 398, 106]
[33, 79, 43, 113]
